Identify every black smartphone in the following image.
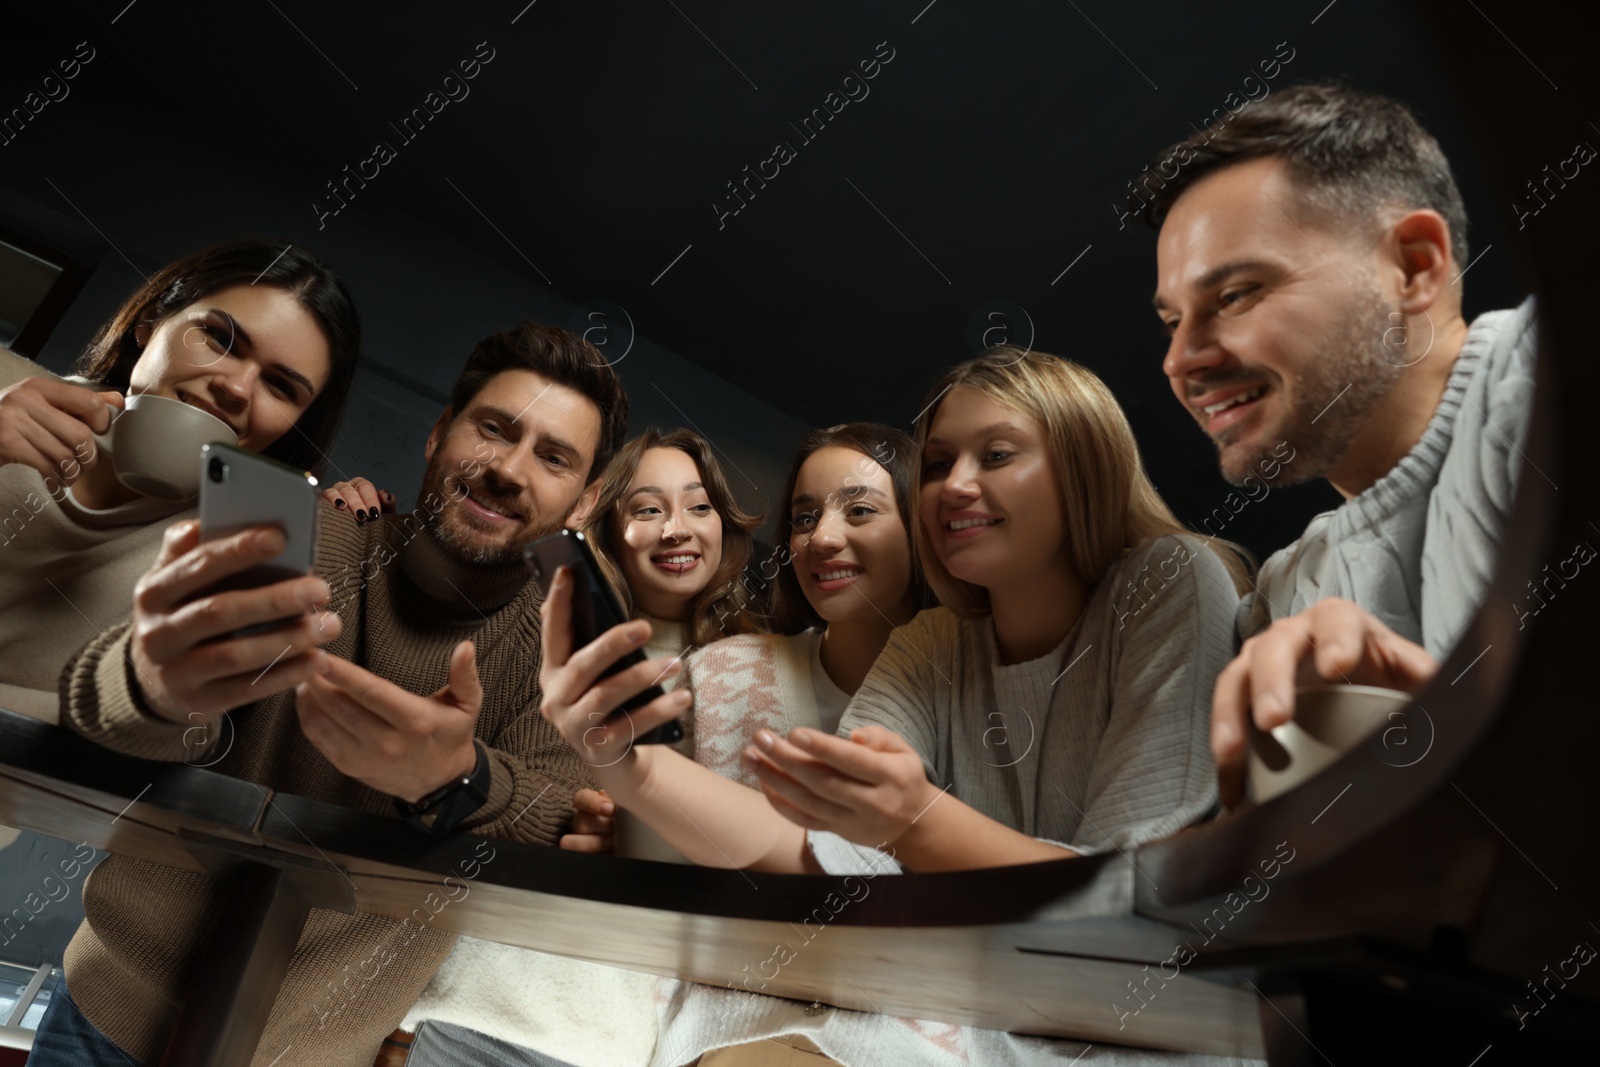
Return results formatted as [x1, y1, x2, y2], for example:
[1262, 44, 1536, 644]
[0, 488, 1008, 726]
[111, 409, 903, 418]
[524, 529, 684, 746]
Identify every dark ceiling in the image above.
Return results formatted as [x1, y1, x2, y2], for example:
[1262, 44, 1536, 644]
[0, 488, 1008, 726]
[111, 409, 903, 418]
[4, 0, 1532, 558]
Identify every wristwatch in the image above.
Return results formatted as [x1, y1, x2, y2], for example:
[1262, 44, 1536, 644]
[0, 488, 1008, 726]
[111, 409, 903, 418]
[397, 741, 491, 833]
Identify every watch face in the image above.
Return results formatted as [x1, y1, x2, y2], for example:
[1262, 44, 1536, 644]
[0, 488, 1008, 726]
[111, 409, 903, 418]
[409, 744, 491, 833]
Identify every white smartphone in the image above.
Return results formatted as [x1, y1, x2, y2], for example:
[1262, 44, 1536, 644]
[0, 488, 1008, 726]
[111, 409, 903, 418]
[198, 443, 319, 603]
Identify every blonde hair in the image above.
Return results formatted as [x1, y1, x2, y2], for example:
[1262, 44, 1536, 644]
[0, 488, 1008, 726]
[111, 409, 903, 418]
[913, 346, 1252, 618]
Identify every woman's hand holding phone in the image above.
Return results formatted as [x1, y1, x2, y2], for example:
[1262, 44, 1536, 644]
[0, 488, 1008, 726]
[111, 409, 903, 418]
[537, 565, 689, 771]
[128, 519, 341, 724]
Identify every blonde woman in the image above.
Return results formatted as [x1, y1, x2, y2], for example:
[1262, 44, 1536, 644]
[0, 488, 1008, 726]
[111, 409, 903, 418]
[539, 348, 1256, 1065]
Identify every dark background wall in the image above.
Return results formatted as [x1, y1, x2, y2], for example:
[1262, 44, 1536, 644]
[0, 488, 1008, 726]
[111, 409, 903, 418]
[0, 0, 1542, 969]
[0, 19, 813, 518]
[0, 0, 1527, 553]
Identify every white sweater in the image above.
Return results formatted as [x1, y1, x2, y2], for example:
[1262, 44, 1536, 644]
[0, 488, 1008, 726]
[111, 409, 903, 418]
[397, 616, 696, 1066]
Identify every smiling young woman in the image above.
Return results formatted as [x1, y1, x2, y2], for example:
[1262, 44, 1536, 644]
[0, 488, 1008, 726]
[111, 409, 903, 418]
[581, 427, 766, 657]
[670, 422, 934, 782]
[0, 237, 360, 733]
[73, 240, 360, 482]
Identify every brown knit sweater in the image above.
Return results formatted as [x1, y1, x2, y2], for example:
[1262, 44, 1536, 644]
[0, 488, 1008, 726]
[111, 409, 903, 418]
[57, 503, 592, 1066]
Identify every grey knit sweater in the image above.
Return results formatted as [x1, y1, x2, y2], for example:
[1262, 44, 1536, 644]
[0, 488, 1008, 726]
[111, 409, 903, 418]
[1239, 299, 1538, 658]
[655, 534, 1256, 1067]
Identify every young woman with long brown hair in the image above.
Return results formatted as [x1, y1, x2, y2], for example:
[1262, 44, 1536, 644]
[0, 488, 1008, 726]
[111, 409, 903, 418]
[582, 427, 766, 661]
[0, 237, 361, 723]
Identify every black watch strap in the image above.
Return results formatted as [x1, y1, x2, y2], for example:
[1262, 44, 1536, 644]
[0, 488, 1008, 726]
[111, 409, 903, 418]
[397, 741, 491, 833]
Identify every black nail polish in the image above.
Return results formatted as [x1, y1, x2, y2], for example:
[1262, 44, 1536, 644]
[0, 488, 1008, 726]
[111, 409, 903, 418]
[355, 510, 365, 524]
[334, 499, 346, 509]
[367, 508, 380, 521]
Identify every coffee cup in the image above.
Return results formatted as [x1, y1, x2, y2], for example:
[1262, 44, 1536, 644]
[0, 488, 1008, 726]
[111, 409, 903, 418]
[91, 393, 235, 501]
[1247, 684, 1414, 803]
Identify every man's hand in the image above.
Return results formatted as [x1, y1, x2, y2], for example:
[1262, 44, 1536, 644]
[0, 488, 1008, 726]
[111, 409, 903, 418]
[0, 376, 121, 483]
[559, 788, 615, 853]
[129, 520, 341, 723]
[1213, 597, 1438, 808]
[295, 639, 483, 802]
[537, 565, 688, 769]
[746, 724, 937, 848]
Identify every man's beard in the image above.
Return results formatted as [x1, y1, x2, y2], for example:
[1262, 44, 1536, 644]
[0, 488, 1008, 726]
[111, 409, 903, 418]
[418, 459, 564, 568]
[1215, 282, 1406, 488]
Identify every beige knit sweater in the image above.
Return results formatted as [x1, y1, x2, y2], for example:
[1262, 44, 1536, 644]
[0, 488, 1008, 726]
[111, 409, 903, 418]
[0, 346, 191, 724]
[57, 506, 591, 1066]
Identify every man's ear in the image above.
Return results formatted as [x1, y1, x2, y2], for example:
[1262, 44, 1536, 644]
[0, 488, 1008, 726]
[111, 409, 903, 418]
[1388, 209, 1454, 315]
[564, 479, 603, 529]
[424, 407, 455, 465]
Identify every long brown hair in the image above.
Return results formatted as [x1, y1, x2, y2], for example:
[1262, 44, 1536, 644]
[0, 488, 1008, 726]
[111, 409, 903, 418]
[75, 238, 361, 477]
[770, 423, 937, 633]
[914, 346, 1253, 619]
[582, 428, 766, 648]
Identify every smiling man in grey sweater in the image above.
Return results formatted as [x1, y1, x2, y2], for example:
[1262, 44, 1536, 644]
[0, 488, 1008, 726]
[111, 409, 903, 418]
[1140, 83, 1538, 805]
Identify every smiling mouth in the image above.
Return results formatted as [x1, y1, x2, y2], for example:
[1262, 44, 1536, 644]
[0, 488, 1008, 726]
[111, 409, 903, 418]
[459, 487, 522, 523]
[653, 553, 700, 574]
[945, 517, 1002, 532]
[813, 565, 863, 587]
[1198, 385, 1269, 435]
[1200, 385, 1267, 417]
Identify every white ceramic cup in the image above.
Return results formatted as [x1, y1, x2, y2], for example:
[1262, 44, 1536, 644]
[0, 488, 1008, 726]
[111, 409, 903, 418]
[91, 393, 235, 501]
[1247, 684, 1415, 803]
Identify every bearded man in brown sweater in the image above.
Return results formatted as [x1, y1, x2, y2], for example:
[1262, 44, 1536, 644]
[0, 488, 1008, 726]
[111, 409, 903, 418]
[31, 322, 631, 1067]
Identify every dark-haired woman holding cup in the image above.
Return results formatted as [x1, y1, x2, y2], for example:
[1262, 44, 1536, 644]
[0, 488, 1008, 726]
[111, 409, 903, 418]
[0, 237, 362, 725]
